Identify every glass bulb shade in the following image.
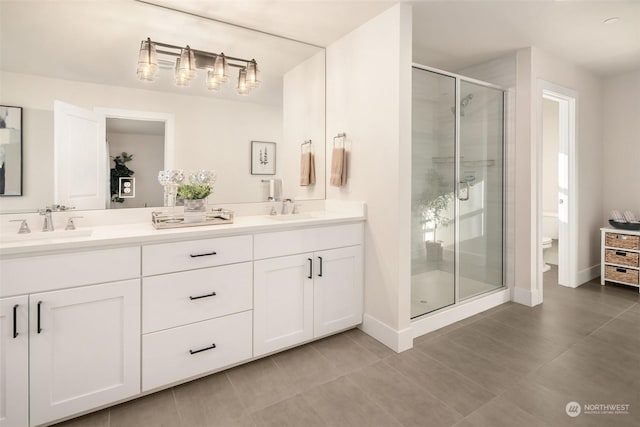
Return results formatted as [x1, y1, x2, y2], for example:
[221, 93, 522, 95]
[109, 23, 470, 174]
[206, 70, 221, 91]
[246, 60, 260, 88]
[136, 40, 158, 81]
[237, 68, 250, 95]
[178, 46, 197, 79]
[212, 53, 229, 83]
[174, 58, 191, 87]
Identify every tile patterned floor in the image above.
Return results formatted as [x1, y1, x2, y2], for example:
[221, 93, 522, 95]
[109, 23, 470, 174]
[55, 268, 640, 427]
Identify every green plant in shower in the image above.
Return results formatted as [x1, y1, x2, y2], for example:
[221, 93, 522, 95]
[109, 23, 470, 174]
[419, 193, 454, 242]
[416, 169, 454, 242]
[110, 152, 134, 203]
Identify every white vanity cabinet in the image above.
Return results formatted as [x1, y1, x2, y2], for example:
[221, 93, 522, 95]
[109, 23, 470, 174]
[0, 247, 141, 427]
[253, 224, 363, 356]
[141, 235, 254, 391]
[0, 212, 366, 425]
[0, 296, 28, 427]
[29, 280, 141, 427]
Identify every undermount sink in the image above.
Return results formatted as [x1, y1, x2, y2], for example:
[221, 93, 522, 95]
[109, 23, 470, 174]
[1, 228, 93, 243]
[265, 213, 315, 221]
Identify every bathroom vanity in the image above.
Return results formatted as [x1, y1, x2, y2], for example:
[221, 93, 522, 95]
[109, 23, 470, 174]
[0, 209, 364, 426]
[600, 227, 640, 292]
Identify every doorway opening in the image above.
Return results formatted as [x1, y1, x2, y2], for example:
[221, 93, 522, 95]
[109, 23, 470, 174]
[538, 82, 577, 300]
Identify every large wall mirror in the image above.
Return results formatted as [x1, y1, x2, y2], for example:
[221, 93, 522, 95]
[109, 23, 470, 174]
[0, 0, 325, 213]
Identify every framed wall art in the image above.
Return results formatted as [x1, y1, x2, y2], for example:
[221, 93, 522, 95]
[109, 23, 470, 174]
[250, 141, 276, 175]
[0, 105, 23, 196]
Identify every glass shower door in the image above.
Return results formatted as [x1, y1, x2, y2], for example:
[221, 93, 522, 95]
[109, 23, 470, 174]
[457, 80, 504, 300]
[411, 68, 456, 318]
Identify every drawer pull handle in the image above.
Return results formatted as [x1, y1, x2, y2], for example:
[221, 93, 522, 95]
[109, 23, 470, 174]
[616, 268, 627, 273]
[37, 301, 42, 334]
[190, 251, 217, 258]
[13, 304, 19, 339]
[189, 343, 217, 355]
[318, 256, 323, 277]
[615, 251, 627, 256]
[308, 258, 313, 279]
[189, 292, 217, 300]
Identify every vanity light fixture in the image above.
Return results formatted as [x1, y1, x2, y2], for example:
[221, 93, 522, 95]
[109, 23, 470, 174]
[136, 38, 158, 81]
[136, 38, 260, 96]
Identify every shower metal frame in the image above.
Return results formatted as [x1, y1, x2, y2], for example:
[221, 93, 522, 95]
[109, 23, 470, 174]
[411, 62, 508, 316]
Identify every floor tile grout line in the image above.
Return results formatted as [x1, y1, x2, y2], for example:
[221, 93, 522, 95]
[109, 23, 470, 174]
[340, 370, 410, 427]
[416, 331, 527, 385]
[410, 343, 500, 406]
[380, 357, 467, 421]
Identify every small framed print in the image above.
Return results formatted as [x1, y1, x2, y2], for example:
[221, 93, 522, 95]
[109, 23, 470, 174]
[251, 141, 276, 175]
[0, 105, 23, 196]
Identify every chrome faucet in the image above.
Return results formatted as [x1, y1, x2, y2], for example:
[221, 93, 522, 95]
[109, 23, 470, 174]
[37, 205, 75, 232]
[281, 198, 293, 215]
[39, 208, 54, 232]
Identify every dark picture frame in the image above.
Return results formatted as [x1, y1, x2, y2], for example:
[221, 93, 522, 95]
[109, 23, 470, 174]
[250, 141, 276, 175]
[0, 105, 23, 196]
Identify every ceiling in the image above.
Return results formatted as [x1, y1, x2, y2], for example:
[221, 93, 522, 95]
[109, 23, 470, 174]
[150, 0, 640, 77]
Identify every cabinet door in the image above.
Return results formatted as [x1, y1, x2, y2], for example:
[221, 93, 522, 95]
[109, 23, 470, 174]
[314, 246, 363, 337]
[29, 280, 141, 426]
[0, 296, 28, 427]
[254, 254, 313, 356]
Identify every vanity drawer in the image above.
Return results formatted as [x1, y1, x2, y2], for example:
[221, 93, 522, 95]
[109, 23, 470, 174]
[604, 265, 639, 285]
[254, 223, 363, 259]
[142, 310, 252, 391]
[142, 262, 252, 333]
[0, 247, 140, 297]
[142, 235, 252, 276]
[605, 233, 640, 251]
[605, 249, 640, 268]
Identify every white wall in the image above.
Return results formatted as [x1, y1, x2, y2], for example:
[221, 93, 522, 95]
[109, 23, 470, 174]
[542, 98, 559, 213]
[602, 70, 640, 218]
[107, 132, 164, 209]
[326, 3, 413, 351]
[0, 72, 284, 211]
[282, 51, 326, 202]
[533, 47, 604, 287]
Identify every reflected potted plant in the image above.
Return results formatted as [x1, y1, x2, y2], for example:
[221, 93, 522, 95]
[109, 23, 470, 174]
[110, 152, 134, 204]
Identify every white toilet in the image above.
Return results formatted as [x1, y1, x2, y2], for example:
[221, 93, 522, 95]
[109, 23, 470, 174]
[542, 211, 559, 272]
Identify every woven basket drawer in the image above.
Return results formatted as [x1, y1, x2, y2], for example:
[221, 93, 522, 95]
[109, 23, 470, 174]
[605, 233, 640, 250]
[605, 249, 640, 267]
[605, 265, 639, 285]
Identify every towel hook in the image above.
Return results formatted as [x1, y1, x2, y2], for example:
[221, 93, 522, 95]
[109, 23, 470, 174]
[301, 139, 312, 154]
[333, 132, 346, 148]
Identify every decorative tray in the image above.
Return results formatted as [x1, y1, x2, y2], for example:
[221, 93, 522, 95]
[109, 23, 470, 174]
[608, 220, 640, 231]
[152, 208, 234, 229]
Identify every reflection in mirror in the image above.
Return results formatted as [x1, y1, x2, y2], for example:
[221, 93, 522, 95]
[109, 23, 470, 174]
[107, 118, 165, 209]
[0, 0, 325, 213]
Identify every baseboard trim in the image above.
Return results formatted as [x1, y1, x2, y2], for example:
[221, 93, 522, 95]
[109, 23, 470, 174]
[411, 288, 511, 339]
[512, 286, 541, 306]
[576, 263, 600, 287]
[360, 314, 413, 353]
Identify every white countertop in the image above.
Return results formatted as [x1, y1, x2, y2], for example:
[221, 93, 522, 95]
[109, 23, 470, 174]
[0, 210, 366, 258]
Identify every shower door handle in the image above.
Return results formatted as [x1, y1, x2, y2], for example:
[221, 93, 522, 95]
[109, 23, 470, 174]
[458, 181, 470, 201]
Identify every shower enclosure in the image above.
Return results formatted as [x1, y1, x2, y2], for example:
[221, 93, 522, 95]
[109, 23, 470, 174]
[411, 65, 505, 318]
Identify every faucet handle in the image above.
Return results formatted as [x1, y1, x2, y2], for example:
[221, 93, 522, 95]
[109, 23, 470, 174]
[65, 216, 84, 231]
[10, 219, 31, 234]
[48, 204, 75, 212]
[292, 204, 300, 214]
